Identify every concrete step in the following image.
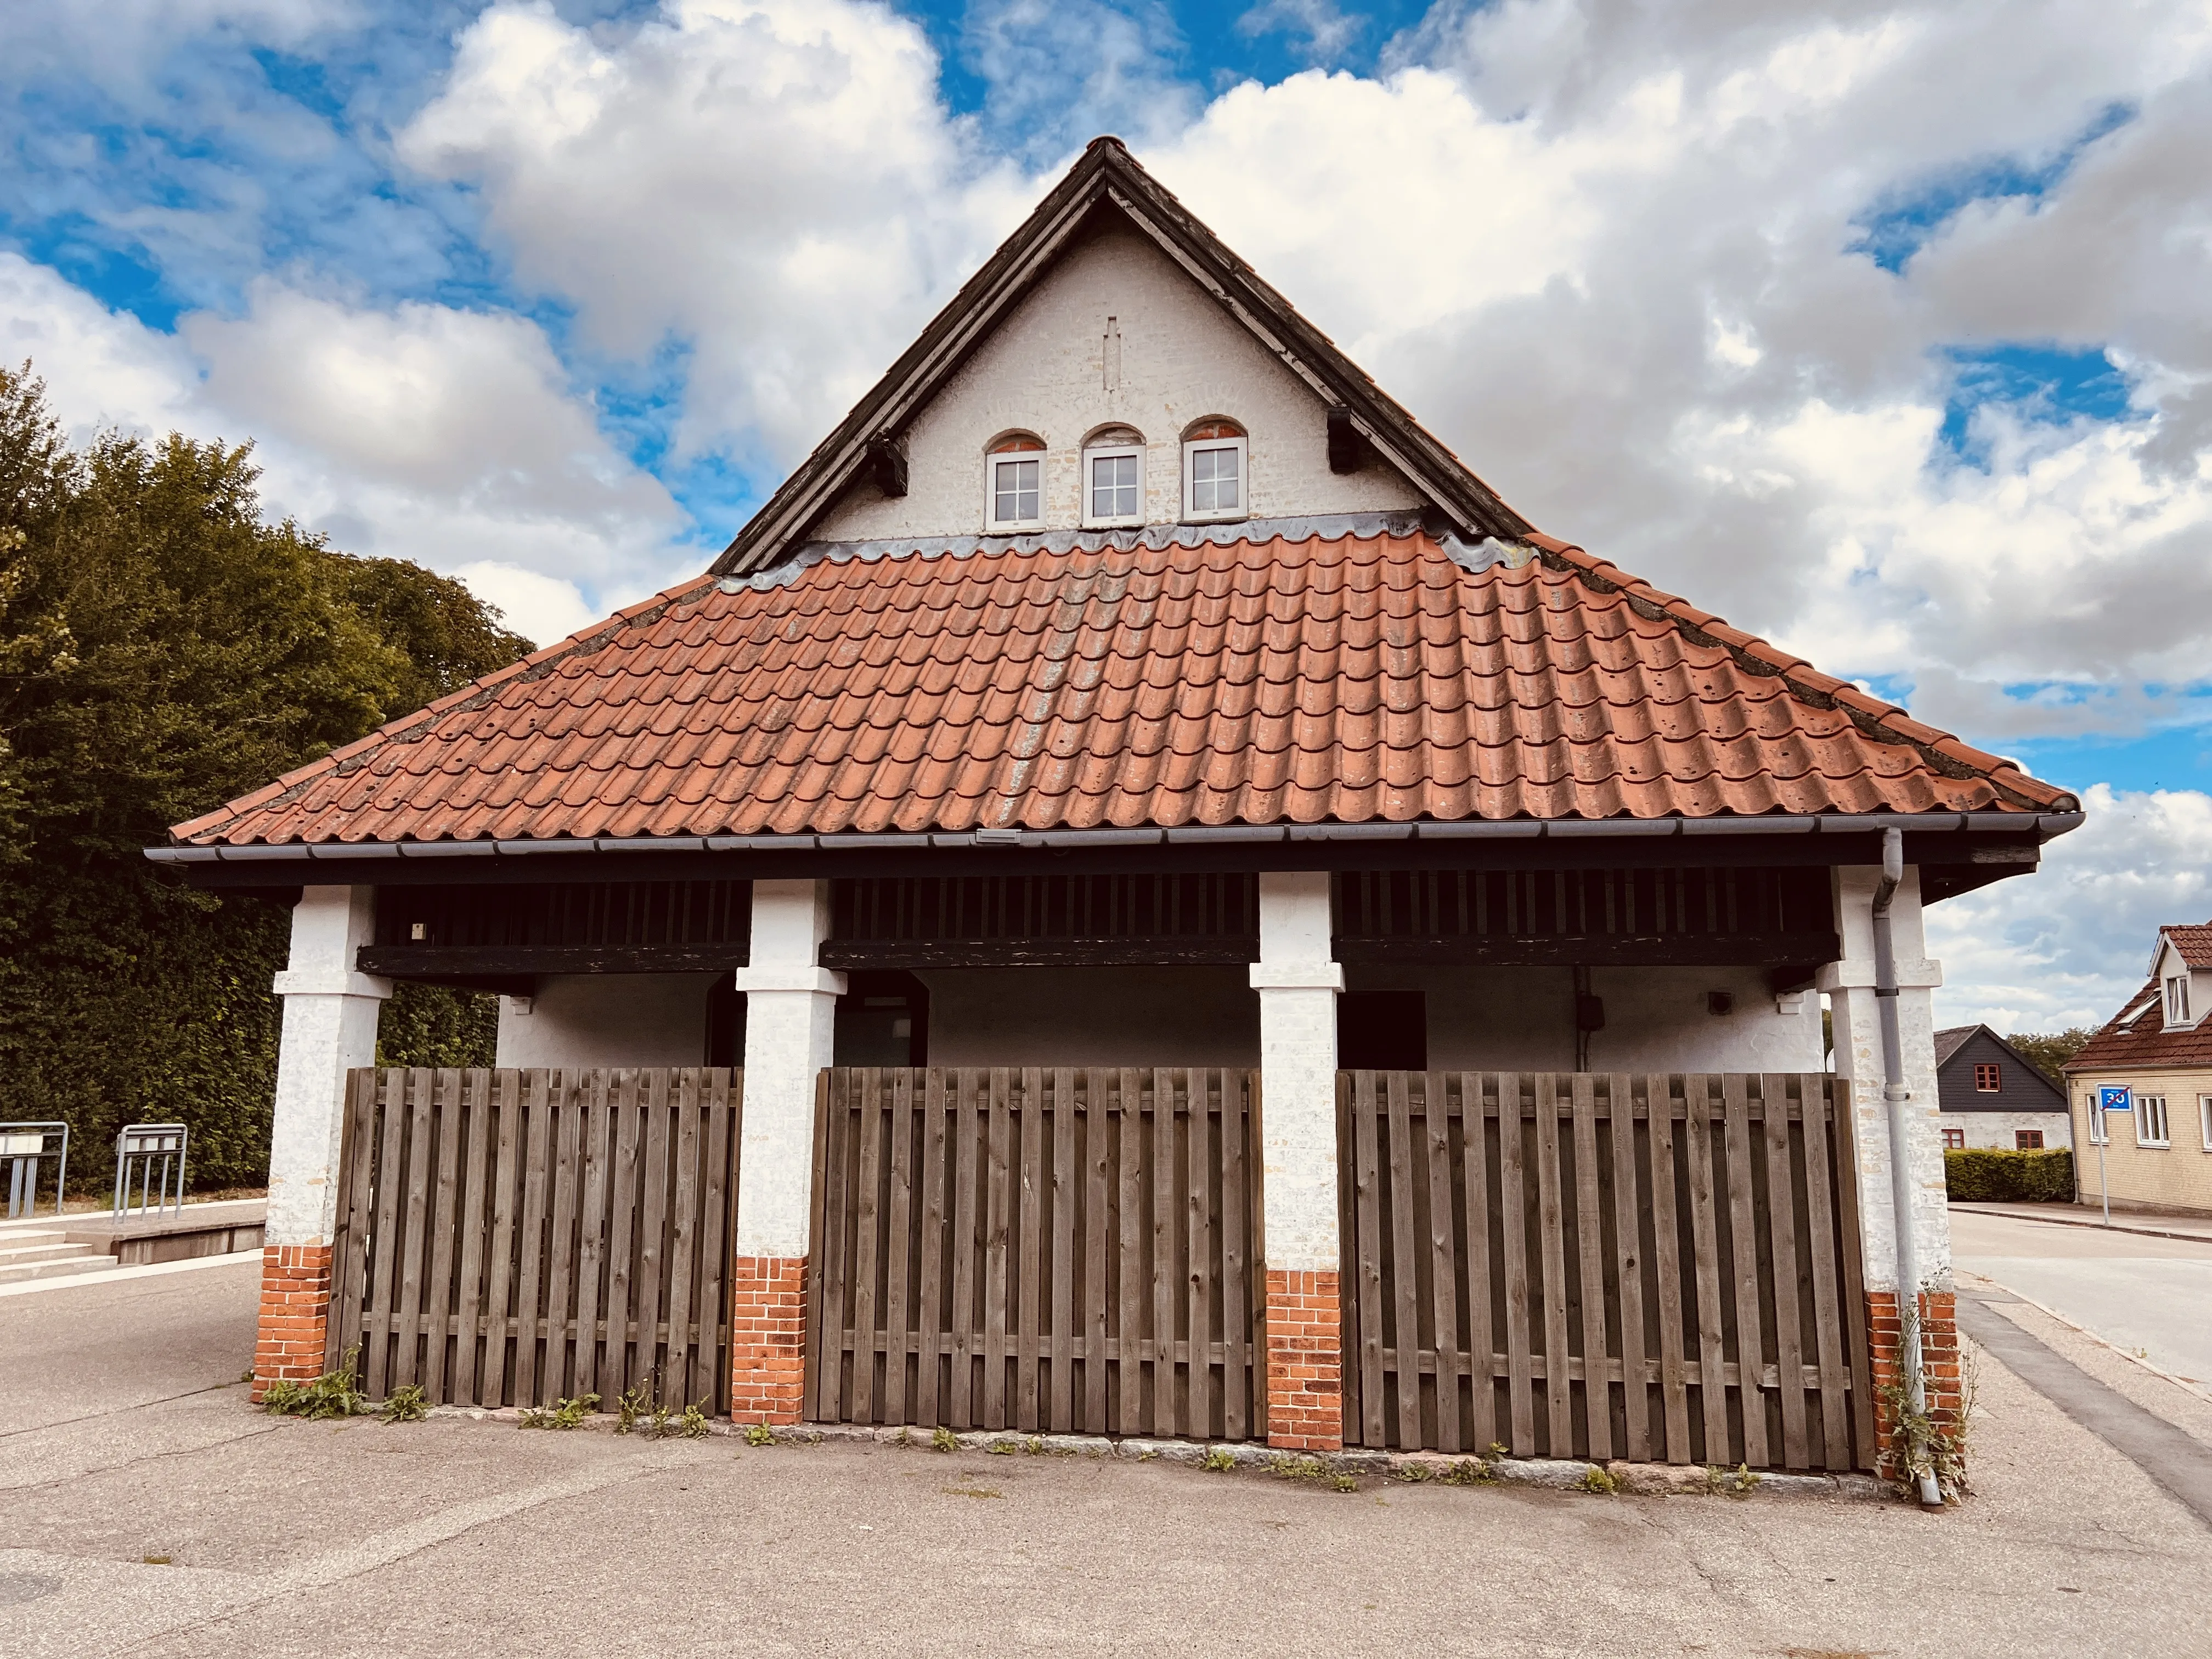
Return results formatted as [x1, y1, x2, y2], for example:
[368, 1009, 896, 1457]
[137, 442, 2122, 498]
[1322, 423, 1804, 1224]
[0, 1243, 109, 1285]
[0, 1240, 100, 1267]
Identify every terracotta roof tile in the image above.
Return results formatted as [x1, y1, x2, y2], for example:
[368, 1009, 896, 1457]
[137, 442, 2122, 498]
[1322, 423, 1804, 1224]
[170, 530, 2077, 846]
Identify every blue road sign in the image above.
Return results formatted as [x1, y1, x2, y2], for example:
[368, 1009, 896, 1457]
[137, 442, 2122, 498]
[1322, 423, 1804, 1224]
[2099, 1086, 2132, 1114]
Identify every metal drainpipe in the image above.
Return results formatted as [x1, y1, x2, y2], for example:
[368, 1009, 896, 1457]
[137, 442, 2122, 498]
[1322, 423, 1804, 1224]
[1874, 826, 1946, 1510]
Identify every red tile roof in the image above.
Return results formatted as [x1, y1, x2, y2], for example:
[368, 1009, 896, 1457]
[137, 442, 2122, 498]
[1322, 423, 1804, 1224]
[2162, 924, 2212, 970]
[169, 529, 2076, 847]
[2067, 977, 2212, 1074]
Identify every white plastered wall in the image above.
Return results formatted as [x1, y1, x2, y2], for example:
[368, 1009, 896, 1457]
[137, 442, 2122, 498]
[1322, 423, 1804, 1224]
[1345, 963, 1824, 1073]
[493, 973, 719, 1069]
[815, 225, 1423, 543]
[1940, 1109, 2073, 1150]
[1818, 865, 1950, 1294]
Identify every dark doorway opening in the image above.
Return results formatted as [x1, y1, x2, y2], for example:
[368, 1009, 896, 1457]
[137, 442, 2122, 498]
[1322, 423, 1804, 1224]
[1338, 989, 1426, 1070]
[836, 970, 931, 1066]
[704, 978, 747, 1068]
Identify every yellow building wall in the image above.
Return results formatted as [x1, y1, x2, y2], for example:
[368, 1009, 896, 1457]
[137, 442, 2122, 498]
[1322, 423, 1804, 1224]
[2068, 1068, 2212, 1217]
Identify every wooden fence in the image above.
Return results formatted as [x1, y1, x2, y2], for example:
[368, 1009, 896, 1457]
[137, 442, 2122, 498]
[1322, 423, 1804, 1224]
[1338, 1071, 1872, 1471]
[330, 1068, 740, 1413]
[810, 1068, 1264, 1440]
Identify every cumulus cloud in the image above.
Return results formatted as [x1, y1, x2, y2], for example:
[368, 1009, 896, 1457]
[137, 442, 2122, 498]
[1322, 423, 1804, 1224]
[396, 0, 1034, 464]
[1928, 785, 2212, 1032]
[1136, 0, 2212, 750]
[0, 252, 683, 642]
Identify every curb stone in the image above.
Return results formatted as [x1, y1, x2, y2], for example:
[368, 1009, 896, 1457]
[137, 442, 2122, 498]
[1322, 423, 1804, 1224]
[415, 1408, 1897, 1498]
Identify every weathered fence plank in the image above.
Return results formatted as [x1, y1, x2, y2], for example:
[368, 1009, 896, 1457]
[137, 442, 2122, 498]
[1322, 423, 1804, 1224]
[331, 1068, 740, 1414]
[814, 1068, 1263, 1438]
[1338, 1071, 1871, 1472]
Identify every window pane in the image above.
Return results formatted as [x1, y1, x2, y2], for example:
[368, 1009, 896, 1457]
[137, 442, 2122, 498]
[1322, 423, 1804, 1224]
[997, 458, 1038, 523]
[1092, 453, 1139, 518]
[1190, 443, 1239, 513]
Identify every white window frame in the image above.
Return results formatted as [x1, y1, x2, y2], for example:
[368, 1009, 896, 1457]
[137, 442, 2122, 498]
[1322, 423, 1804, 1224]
[2199, 1094, 2212, 1152]
[2136, 1093, 2170, 1148]
[2165, 974, 2193, 1027]
[2085, 1092, 2109, 1145]
[1181, 433, 1249, 522]
[1082, 442, 1146, 529]
[985, 448, 1046, 533]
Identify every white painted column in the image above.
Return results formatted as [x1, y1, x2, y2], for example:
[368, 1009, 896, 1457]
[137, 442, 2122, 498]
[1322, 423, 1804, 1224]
[1817, 865, 1950, 1293]
[731, 879, 846, 1260]
[267, 886, 392, 1248]
[1249, 871, 1344, 1272]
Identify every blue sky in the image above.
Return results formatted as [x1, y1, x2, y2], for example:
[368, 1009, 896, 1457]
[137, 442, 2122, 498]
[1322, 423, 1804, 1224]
[3, 0, 2209, 1026]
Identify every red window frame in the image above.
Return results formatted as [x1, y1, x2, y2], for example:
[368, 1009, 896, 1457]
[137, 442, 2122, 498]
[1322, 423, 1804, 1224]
[1942, 1127, 1966, 1149]
[2015, 1130, 2044, 1150]
[1974, 1062, 2001, 1092]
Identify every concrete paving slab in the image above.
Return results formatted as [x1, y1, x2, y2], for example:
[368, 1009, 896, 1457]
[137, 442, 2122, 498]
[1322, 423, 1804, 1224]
[5, 1247, 2212, 1657]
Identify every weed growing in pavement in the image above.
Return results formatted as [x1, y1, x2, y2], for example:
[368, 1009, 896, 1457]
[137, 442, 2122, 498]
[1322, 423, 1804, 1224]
[1266, 1455, 1325, 1482]
[1026, 1437, 1043, 1454]
[520, 1393, 600, 1430]
[1201, 1447, 1238, 1473]
[1576, 1465, 1619, 1495]
[379, 1385, 429, 1424]
[1330, 1475, 1359, 1493]
[742, 1421, 776, 1446]
[1438, 1458, 1494, 1486]
[675, 1402, 710, 1439]
[1397, 1461, 1432, 1483]
[1704, 1463, 1757, 1497]
[615, 1383, 651, 1434]
[932, 1426, 957, 1453]
[261, 1347, 369, 1420]
[1874, 1297, 1979, 1502]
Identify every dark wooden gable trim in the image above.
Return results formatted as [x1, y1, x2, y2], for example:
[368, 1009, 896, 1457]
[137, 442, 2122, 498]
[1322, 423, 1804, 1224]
[710, 137, 1531, 577]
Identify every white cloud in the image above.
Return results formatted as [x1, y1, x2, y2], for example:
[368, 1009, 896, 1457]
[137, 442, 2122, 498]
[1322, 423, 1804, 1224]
[452, 560, 599, 648]
[1133, 0, 2212, 748]
[0, 251, 685, 643]
[396, 0, 1034, 465]
[1929, 785, 2212, 1032]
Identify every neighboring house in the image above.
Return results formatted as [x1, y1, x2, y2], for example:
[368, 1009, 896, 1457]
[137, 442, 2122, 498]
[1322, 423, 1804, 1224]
[1932, 1026, 2071, 1151]
[154, 139, 2083, 1473]
[2065, 921, 2212, 1219]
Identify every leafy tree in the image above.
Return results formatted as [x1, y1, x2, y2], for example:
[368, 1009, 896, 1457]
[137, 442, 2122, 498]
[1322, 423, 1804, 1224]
[2005, 1029, 2098, 1087]
[0, 363, 528, 1190]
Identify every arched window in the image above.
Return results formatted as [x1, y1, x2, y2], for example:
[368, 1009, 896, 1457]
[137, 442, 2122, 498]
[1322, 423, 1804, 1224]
[1181, 417, 1246, 521]
[985, 432, 1046, 532]
[1082, 425, 1144, 528]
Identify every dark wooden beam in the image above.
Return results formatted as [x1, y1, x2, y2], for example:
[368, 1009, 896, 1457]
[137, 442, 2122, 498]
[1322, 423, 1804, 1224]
[357, 945, 748, 977]
[1327, 407, 1362, 473]
[1334, 932, 1842, 969]
[821, 937, 1257, 969]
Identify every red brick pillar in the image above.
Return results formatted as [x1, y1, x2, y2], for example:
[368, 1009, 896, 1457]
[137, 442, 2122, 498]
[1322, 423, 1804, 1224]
[730, 1255, 808, 1424]
[1867, 1289, 1961, 1479]
[1265, 1267, 1344, 1452]
[252, 1244, 335, 1401]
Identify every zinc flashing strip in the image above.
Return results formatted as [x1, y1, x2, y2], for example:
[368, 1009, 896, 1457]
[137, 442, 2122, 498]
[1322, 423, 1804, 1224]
[142, 809, 2070, 867]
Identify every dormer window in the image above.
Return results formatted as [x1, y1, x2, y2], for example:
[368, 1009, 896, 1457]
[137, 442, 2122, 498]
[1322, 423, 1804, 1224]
[1182, 418, 1246, 522]
[2167, 974, 2192, 1026]
[1083, 426, 1144, 528]
[986, 432, 1045, 532]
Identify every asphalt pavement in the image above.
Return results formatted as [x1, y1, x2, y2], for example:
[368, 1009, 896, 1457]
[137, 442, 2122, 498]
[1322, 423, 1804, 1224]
[1950, 1205, 2212, 1391]
[5, 1253, 2212, 1657]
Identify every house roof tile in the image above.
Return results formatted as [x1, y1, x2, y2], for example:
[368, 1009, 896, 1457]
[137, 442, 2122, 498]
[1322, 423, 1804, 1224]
[168, 529, 2076, 848]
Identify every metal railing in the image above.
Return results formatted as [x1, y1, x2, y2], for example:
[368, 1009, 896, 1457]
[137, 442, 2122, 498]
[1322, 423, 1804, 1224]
[2, 1122, 67, 1221]
[113, 1124, 188, 1218]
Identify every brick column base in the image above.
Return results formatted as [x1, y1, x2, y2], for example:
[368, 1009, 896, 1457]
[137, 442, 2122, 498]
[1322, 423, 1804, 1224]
[1868, 1289, 1961, 1479]
[731, 1255, 808, 1424]
[252, 1243, 334, 1401]
[1265, 1267, 1343, 1451]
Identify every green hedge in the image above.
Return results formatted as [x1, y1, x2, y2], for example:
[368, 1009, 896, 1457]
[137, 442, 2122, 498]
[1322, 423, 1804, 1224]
[1944, 1147, 2076, 1204]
